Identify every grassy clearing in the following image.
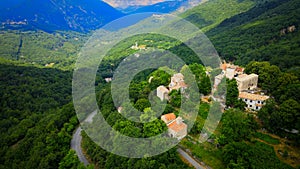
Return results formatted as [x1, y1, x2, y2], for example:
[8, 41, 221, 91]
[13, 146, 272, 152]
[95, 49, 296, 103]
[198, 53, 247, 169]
[254, 132, 280, 145]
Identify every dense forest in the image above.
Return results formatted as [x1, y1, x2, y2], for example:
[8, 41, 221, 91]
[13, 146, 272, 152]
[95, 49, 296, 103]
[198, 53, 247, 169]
[0, 62, 78, 168]
[0, 0, 299, 168]
[0, 31, 87, 70]
[206, 0, 300, 73]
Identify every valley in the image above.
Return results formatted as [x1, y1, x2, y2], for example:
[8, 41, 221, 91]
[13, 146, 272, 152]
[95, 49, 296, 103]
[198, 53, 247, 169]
[0, 0, 299, 168]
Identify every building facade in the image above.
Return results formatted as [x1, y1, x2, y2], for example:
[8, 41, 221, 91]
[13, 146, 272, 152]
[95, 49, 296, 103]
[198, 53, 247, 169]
[169, 73, 187, 91]
[235, 74, 258, 91]
[161, 113, 187, 140]
[239, 92, 269, 111]
[157, 85, 169, 101]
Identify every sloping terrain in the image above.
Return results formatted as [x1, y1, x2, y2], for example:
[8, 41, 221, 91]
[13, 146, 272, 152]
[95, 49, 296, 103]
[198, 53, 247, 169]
[0, 0, 124, 32]
[206, 0, 300, 72]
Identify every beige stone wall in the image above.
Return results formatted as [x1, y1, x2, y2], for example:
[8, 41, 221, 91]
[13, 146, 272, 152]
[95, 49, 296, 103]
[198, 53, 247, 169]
[236, 74, 258, 91]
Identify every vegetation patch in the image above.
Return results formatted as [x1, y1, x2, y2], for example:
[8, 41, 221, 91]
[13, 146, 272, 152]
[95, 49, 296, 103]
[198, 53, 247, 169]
[254, 132, 281, 145]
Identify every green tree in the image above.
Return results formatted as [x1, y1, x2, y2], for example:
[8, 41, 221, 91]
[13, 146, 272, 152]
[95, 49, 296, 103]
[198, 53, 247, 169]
[143, 120, 167, 137]
[169, 90, 181, 108]
[59, 150, 85, 169]
[270, 99, 300, 131]
[226, 79, 239, 108]
[219, 109, 257, 145]
[135, 98, 151, 112]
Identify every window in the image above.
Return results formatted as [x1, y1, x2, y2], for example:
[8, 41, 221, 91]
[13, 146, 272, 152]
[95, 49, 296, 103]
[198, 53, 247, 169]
[250, 105, 252, 107]
[258, 101, 260, 104]
[245, 99, 248, 101]
[262, 101, 264, 104]
[250, 100, 253, 103]
[256, 107, 259, 110]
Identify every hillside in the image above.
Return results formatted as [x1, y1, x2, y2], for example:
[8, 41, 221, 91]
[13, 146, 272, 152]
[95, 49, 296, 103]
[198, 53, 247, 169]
[205, 0, 300, 73]
[0, 61, 78, 168]
[0, 0, 124, 32]
[126, 0, 189, 14]
[0, 0, 299, 168]
[122, 0, 203, 14]
[0, 30, 87, 70]
[181, 0, 257, 32]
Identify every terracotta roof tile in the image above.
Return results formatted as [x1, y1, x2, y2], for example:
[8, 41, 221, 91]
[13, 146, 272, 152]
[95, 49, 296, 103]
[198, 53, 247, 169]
[167, 120, 187, 132]
[161, 113, 176, 122]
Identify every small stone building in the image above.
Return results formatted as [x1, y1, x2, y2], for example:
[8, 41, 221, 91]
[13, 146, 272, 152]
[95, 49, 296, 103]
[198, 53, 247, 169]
[235, 74, 258, 91]
[169, 73, 187, 91]
[214, 74, 224, 88]
[161, 113, 176, 124]
[220, 63, 244, 80]
[161, 113, 187, 140]
[157, 86, 169, 101]
[239, 92, 269, 111]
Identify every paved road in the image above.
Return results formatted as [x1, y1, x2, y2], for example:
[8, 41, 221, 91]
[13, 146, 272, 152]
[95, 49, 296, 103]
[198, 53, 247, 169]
[177, 148, 206, 169]
[71, 127, 89, 166]
[71, 111, 97, 166]
[71, 111, 207, 168]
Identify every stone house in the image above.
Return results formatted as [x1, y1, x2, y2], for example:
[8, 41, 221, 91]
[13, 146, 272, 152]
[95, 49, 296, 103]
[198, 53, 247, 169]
[239, 92, 269, 111]
[157, 85, 169, 101]
[214, 74, 224, 88]
[220, 62, 244, 80]
[161, 113, 187, 140]
[169, 73, 188, 91]
[235, 74, 258, 91]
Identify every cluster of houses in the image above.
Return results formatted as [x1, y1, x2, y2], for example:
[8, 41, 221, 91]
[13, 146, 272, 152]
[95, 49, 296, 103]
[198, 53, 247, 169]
[118, 62, 268, 140]
[130, 42, 147, 50]
[155, 73, 189, 140]
[156, 73, 188, 101]
[116, 72, 189, 140]
[215, 62, 269, 111]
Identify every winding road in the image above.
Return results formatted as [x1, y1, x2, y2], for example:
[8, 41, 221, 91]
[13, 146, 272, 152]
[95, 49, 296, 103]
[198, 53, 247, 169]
[71, 110, 206, 168]
[71, 127, 89, 166]
[71, 111, 97, 166]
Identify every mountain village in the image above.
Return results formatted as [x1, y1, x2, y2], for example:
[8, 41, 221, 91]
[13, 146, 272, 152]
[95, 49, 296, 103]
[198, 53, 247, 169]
[152, 62, 270, 140]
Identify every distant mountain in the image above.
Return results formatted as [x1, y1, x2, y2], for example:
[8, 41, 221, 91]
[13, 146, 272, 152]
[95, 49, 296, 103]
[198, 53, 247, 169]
[102, 0, 167, 9]
[125, 0, 189, 14]
[0, 0, 124, 32]
[116, 0, 203, 14]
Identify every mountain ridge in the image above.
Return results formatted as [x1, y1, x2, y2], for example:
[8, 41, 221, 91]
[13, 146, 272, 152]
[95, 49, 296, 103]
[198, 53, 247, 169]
[0, 0, 124, 32]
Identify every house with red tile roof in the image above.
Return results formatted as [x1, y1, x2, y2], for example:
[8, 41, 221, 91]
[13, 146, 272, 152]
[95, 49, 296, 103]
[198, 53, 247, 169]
[161, 113, 187, 140]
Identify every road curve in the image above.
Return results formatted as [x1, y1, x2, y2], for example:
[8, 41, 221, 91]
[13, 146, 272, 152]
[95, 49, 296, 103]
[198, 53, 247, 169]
[177, 148, 206, 169]
[71, 111, 97, 166]
[71, 111, 206, 168]
[71, 127, 89, 166]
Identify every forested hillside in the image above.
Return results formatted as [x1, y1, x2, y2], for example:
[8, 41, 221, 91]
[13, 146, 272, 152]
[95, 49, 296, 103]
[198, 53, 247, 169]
[0, 0, 299, 168]
[0, 31, 87, 70]
[206, 0, 300, 73]
[0, 62, 78, 168]
[181, 0, 256, 32]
